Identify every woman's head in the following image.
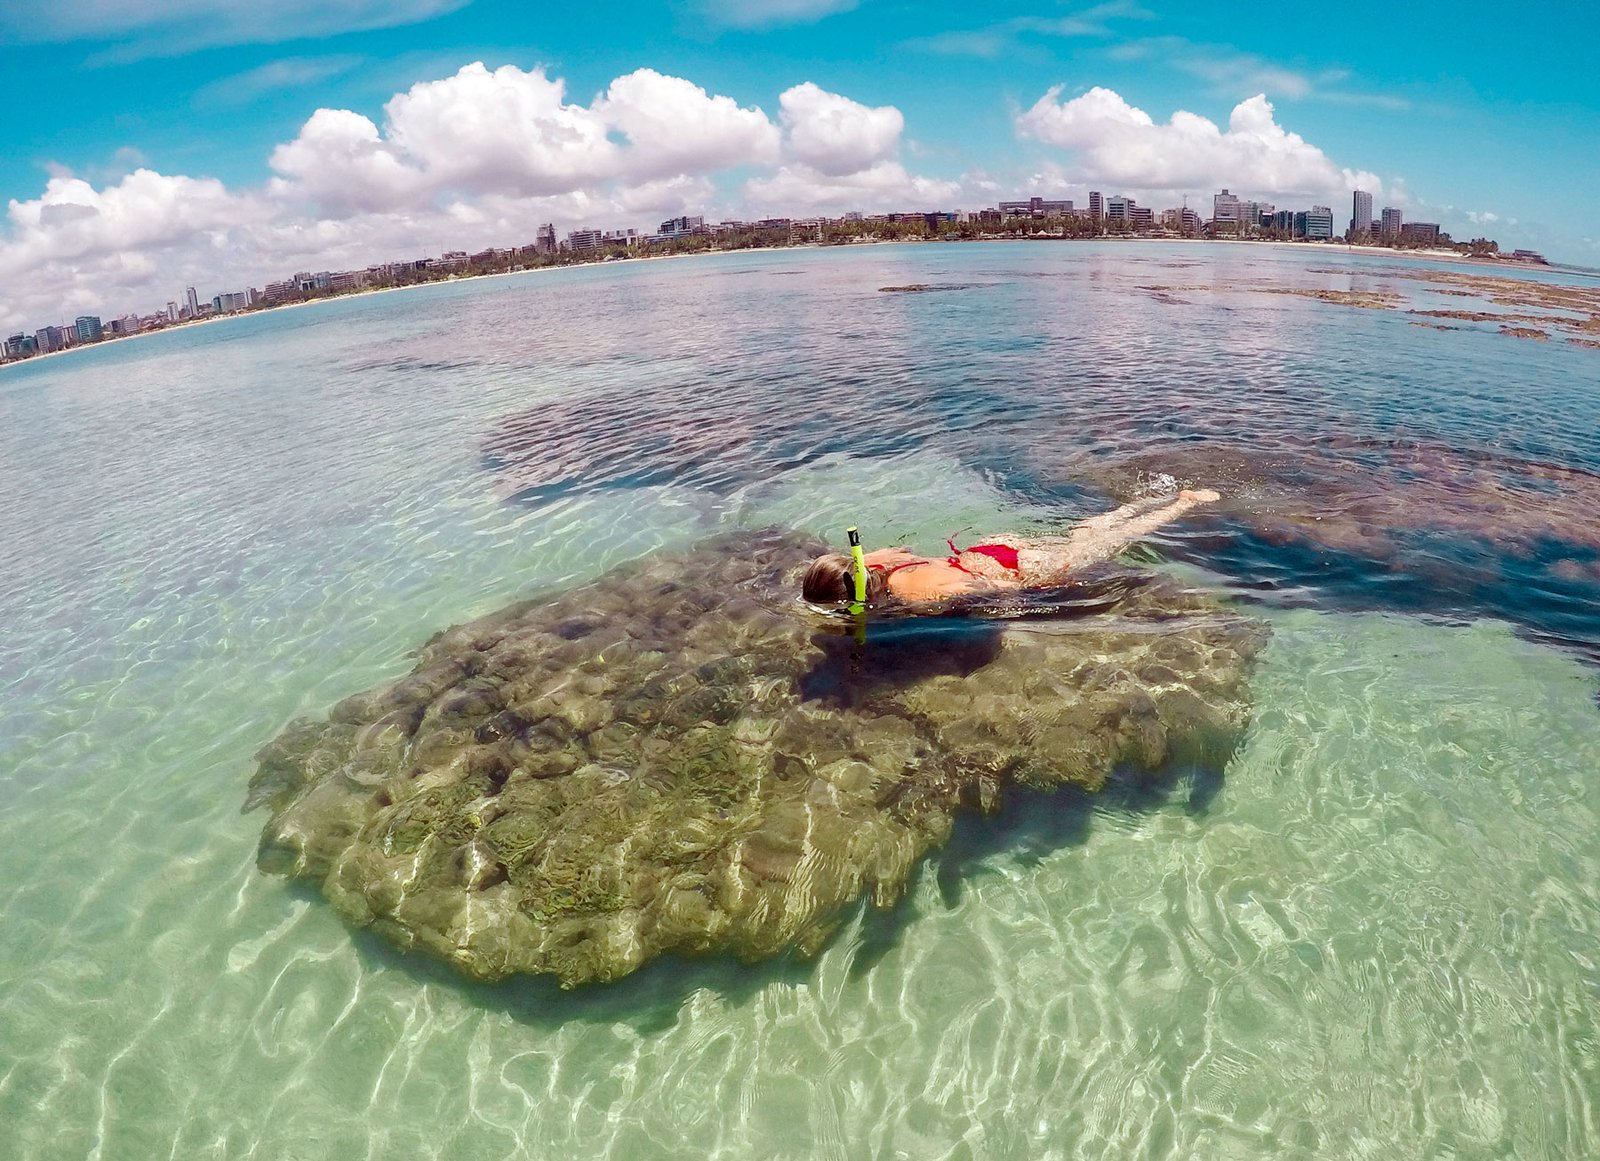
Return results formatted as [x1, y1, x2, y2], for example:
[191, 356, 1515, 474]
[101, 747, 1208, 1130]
[802, 553, 888, 607]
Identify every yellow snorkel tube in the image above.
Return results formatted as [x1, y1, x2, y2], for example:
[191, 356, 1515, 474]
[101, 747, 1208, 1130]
[847, 526, 868, 617]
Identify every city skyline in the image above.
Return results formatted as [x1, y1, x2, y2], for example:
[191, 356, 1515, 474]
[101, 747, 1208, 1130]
[4, 185, 1518, 362]
[2, 0, 1595, 333]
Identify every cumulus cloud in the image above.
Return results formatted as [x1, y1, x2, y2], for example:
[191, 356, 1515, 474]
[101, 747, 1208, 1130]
[598, 69, 781, 179]
[1016, 86, 1379, 203]
[0, 169, 272, 327]
[741, 82, 955, 212]
[778, 83, 902, 176]
[269, 63, 780, 214]
[746, 161, 959, 214]
[1, 66, 962, 332]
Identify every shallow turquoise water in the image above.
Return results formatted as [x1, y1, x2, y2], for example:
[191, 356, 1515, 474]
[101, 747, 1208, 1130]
[2, 243, 1598, 1159]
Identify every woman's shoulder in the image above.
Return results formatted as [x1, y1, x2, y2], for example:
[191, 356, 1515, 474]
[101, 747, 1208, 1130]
[885, 558, 979, 601]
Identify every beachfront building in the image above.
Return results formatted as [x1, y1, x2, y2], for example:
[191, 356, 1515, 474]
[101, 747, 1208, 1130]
[185, 286, 199, 318]
[999, 196, 1073, 217]
[212, 291, 250, 313]
[34, 324, 66, 353]
[1381, 207, 1403, 238]
[657, 215, 705, 238]
[1088, 191, 1103, 222]
[1351, 190, 1374, 239]
[1242, 201, 1274, 231]
[74, 315, 104, 342]
[1293, 207, 1335, 241]
[566, 228, 605, 254]
[1212, 189, 1245, 234]
[1399, 222, 1441, 244]
[535, 223, 557, 254]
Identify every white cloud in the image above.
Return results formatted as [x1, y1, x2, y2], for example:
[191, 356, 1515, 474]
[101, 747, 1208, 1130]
[0, 169, 272, 327]
[747, 161, 959, 214]
[743, 83, 956, 213]
[0, 0, 468, 53]
[380, 64, 619, 196]
[907, 2, 1151, 58]
[1109, 38, 1410, 112]
[598, 70, 781, 179]
[269, 63, 781, 215]
[268, 108, 429, 214]
[194, 57, 365, 109]
[778, 82, 902, 176]
[1016, 86, 1380, 204]
[695, 0, 858, 29]
[1, 65, 964, 332]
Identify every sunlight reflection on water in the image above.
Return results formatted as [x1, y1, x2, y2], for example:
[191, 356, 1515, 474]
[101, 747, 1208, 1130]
[1, 242, 1598, 1159]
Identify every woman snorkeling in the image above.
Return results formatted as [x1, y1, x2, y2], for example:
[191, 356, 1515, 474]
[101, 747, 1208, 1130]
[801, 489, 1221, 607]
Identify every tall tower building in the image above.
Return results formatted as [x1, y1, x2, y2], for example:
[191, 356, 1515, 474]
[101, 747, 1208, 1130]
[185, 286, 200, 317]
[1351, 190, 1373, 238]
[1088, 191, 1102, 221]
[1381, 207, 1403, 238]
[535, 223, 557, 254]
[1212, 189, 1244, 233]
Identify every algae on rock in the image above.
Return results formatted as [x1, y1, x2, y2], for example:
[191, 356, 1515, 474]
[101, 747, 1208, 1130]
[247, 528, 1265, 987]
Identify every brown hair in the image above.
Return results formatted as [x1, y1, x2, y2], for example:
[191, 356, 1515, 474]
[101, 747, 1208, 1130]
[802, 553, 889, 606]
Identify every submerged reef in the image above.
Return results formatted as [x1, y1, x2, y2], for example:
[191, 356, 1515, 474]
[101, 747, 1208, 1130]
[248, 529, 1264, 987]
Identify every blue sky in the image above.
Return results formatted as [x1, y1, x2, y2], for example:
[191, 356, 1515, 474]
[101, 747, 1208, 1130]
[1, 0, 1595, 331]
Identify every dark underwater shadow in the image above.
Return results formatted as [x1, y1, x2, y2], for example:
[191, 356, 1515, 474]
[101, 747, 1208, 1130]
[798, 616, 1005, 707]
[796, 569, 1158, 710]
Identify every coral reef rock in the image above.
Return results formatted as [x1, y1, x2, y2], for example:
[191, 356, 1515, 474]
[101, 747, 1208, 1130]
[247, 529, 1265, 987]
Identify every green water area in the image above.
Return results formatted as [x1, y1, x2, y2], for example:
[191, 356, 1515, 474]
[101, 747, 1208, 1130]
[2, 243, 1598, 1159]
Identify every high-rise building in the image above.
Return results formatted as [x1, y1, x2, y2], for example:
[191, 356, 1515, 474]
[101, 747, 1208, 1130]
[1350, 190, 1373, 238]
[1088, 191, 1102, 221]
[75, 315, 104, 342]
[166, 301, 179, 322]
[535, 223, 557, 254]
[1381, 207, 1403, 238]
[566, 228, 605, 253]
[1105, 195, 1131, 224]
[1295, 206, 1335, 241]
[1212, 188, 1243, 229]
[185, 286, 199, 317]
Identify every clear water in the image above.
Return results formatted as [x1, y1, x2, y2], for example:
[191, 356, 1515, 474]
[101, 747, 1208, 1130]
[2, 243, 1598, 1159]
